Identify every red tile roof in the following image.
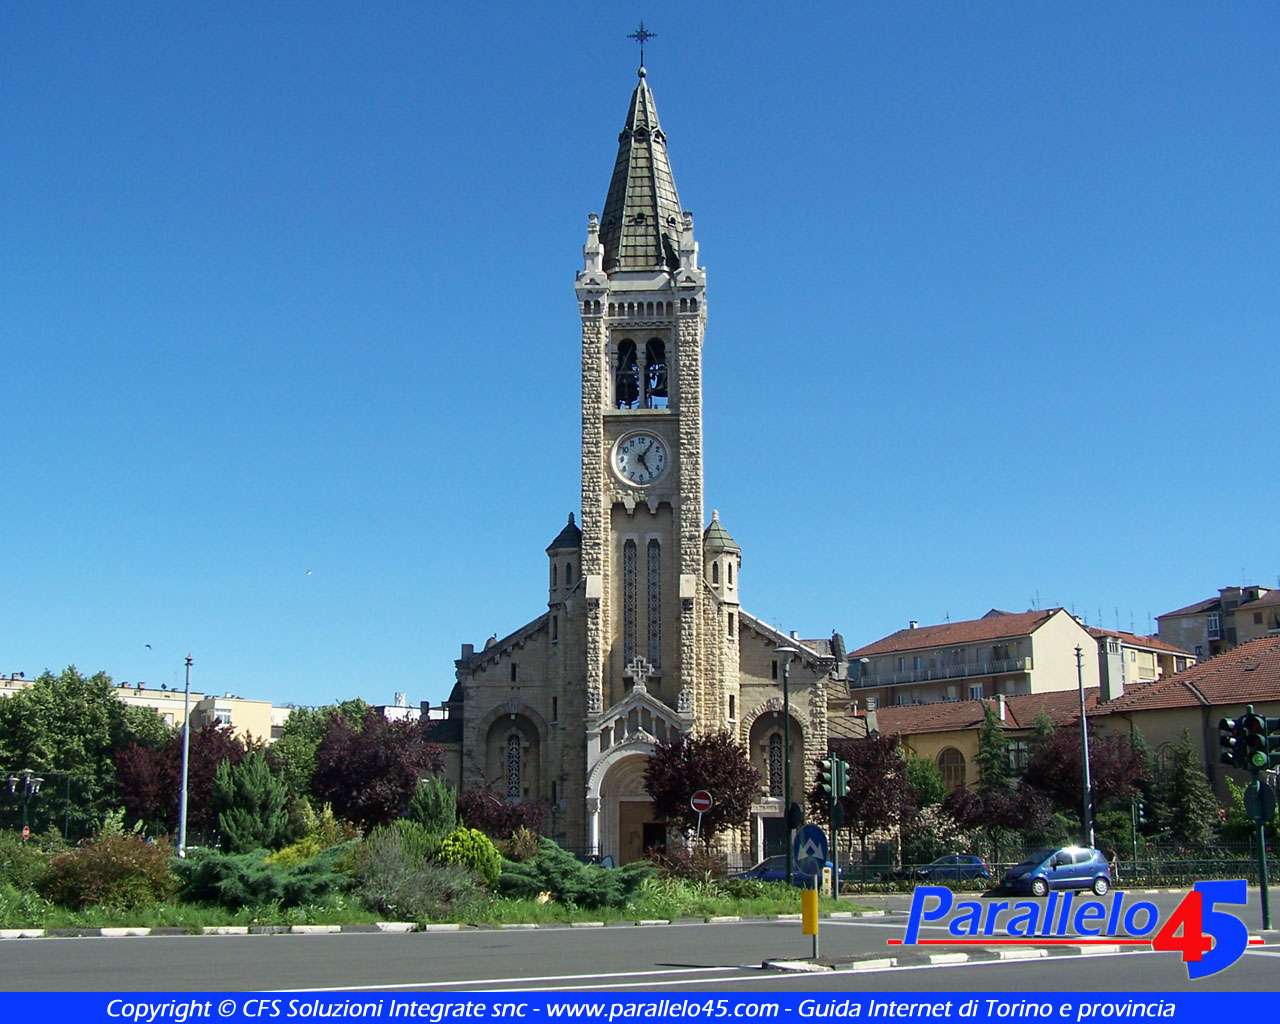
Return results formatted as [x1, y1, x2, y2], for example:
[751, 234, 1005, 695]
[867, 688, 1100, 736]
[1087, 627, 1194, 657]
[849, 609, 1060, 658]
[1094, 636, 1280, 714]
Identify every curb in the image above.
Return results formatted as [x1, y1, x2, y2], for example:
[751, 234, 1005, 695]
[763, 959, 830, 973]
[202, 926, 249, 936]
[375, 922, 415, 933]
[635, 919, 670, 926]
[708, 916, 741, 923]
[570, 921, 605, 928]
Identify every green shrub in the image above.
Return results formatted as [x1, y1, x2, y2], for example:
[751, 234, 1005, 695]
[353, 824, 484, 921]
[504, 826, 540, 863]
[214, 751, 291, 853]
[406, 777, 458, 838]
[438, 827, 502, 886]
[0, 882, 52, 927]
[0, 831, 51, 891]
[41, 836, 176, 910]
[176, 846, 351, 909]
[497, 838, 654, 908]
[267, 803, 361, 867]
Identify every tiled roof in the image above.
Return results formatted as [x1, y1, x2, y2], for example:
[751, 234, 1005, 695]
[1094, 636, 1280, 714]
[848, 609, 1059, 658]
[599, 71, 683, 272]
[1242, 591, 1280, 611]
[1157, 597, 1220, 619]
[738, 611, 829, 664]
[703, 511, 740, 554]
[1087, 627, 1193, 657]
[867, 688, 1100, 736]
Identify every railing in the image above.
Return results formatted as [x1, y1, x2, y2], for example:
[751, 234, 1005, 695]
[854, 656, 1034, 688]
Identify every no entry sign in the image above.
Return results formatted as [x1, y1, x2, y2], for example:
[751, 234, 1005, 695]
[690, 790, 714, 813]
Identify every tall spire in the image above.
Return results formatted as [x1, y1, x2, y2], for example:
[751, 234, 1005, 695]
[599, 69, 683, 273]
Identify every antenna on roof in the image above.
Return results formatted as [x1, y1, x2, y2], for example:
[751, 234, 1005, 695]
[1130, 610, 1135, 633]
[1114, 607, 1120, 630]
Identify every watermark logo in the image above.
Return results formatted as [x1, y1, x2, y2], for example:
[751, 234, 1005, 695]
[891, 879, 1260, 979]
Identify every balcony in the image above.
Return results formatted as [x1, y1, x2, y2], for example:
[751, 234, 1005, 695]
[853, 656, 1034, 688]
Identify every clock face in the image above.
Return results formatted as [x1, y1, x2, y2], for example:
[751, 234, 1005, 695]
[613, 432, 668, 486]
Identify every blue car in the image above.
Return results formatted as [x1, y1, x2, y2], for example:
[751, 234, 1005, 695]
[734, 855, 845, 888]
[1002, 846, 1111, 897]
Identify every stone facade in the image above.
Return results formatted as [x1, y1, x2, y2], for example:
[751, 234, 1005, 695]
[442, 69, 841, 863]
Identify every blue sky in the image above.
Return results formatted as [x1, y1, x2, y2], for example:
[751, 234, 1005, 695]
[2, 3, 1277, 707]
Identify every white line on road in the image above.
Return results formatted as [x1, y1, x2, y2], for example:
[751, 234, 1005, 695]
[270, 965, 751, 993]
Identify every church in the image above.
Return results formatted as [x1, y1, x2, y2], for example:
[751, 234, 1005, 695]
[435, 64, 843, 865]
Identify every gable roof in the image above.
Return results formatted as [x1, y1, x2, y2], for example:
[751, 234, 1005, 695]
[1157, 597, 1220, 619]
[1094, 636, 1280, 714]
[849, 609, 1061, 658]
[866, 688, 1100, 737]
[1087, 627, 1194, 657]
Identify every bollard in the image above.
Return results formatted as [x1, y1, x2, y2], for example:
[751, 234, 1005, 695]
[801, 886, 819, 959]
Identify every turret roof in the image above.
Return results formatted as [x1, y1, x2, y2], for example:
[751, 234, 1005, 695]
[703, 510, 740, 554]
[546, 513, 582, 552]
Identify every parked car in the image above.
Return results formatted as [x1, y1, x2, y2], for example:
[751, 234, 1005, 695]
[1002, 846, 1111, 897]
[914, 854, 991, 882]
[734, 855, 846, 888]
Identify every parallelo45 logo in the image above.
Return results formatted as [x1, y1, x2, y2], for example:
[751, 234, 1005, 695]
[892, 879, 1262, 979]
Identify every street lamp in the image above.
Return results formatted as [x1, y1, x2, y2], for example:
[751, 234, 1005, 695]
[178, 654, 193, 858]
[7, 769, 44, 837]
[776, 642, 800, 881]
[1075, 646, 1094, 847]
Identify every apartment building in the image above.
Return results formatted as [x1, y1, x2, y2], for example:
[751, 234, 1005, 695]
[1157, 585, 1274, 659]
[847, 608, 1100, 709]
[1090, 628, 1195, 701]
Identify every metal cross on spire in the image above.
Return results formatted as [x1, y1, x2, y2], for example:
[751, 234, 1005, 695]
[628, 21, 657, 69]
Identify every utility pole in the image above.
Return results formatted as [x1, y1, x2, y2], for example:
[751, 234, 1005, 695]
[177, 654, 193, 858]
[1075, 646, 1094, 847]
[777, 643, 799, 882]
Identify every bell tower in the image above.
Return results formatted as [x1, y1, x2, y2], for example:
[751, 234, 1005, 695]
[574, 66, 708, 724]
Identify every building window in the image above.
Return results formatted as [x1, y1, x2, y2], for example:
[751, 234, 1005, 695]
[1007, 739, 1030, 773]
[1255, 612, 1264, 624]
[623, 539, 637, 665]
[506, 734, 522, 800]
[912, 655, 923, 671]
[727, 561, 734, 587]
[1154, 743, 1175, 776]
[937, 748, 966, 790]
[771, 659, 778, 681]
[1195, 644, 1203, 659]
[728, 694, 735, 720]
[552, 615, 558, 641]
[727, 612, 735, 638]
[551, 696, 558, 722]
[768, 734, 784, 797]
[968, 684, 983, 700]
[897, 656, 906, 672]
[551, 563, 557, 588]
[644, 338, 668, 408]
[646, 539, 661, 668]
[712, 562, 720, 585]
[615, 339, 640, 408]
[566, 562, 574, 584]
[1207, 613, 1221, 640]
[1128, 650, 1136, 662]
[550, 781, 557, 803]
[510, 663, 518, 683]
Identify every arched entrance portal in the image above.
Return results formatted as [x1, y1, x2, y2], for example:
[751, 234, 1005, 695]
[588, 749, 665, 864]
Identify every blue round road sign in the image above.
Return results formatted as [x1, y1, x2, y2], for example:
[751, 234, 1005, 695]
[793, 824, 828, 875]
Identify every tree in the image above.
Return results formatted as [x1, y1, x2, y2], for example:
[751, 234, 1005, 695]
[1023, 723, 1146, 814]
[457, 788, 546, 840]
[809, 735, 915, 867]
[644, 730, 759, 847]
[944, 784, 1049, 866]
[1156, 730, 1221, 848]
[269, 699, 370, 800]
[213, 750, 290, 852]
[975, 705, 1011, 793]
[311, 710, 445, 827]
[406, 776, 458, 837]
[0, 666, 173, 838]
[114, 723, 248, 836]
[905, 755, 945, 809]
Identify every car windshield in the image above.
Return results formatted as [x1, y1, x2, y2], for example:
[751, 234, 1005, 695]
[1015, 848, 1056, 868]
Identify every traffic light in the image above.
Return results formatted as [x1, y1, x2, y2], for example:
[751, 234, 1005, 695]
[1220, 716, 1245, 768]
[818, 757, 836, 798]
[1134, 799, 1146, 827]
[834, 757, 850, 798]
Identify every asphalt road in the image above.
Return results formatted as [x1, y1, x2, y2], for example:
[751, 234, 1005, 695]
[0, 889, 1273, 993]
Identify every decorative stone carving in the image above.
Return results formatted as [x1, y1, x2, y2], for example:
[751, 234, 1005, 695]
[677, 687, 693, 715]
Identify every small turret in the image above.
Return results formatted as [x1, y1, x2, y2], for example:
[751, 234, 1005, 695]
[703, 510, 741, 604]
[546, 513, 582, 601]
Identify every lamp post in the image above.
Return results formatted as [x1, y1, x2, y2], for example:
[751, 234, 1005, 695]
[6, 770, 44, 838]
[1075, 645, 1094, 847]
[776, 642, 800, 881]
[177, 654, 193, 858]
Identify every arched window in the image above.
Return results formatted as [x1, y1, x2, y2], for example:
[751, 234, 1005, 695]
[565, 562, 574, 585]
[506, 733, 522, 800]
[937, 748, 966, 791]
[1154, 744, 1175, 776]
[711, 562, 720, 585]
[551, 562, 557, 588]
[615, 340, 640, 409]
[644, 338, 668, 408]
[727, 561, 734, 587]
[623, 539, 637, 665]
[768, 734, 784, 797]
[646, 539, 661, 668]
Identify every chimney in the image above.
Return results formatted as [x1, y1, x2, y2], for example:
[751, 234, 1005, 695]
[461, 643, 474, 659]
[996, 693, 1006, 722]
[908, 620, 918, 630]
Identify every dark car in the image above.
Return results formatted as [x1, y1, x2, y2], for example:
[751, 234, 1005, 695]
[734, 855, 845, 888]
[915, 854, 991, 882]
[1002, 845, 1111, 897]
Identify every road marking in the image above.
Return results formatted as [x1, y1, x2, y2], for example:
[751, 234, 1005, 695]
[269, 966, 750, 993]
